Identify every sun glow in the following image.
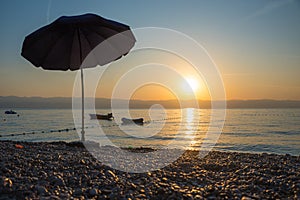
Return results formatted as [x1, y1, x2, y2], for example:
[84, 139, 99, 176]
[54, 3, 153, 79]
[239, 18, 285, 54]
[185, 77, 200, 92]
[181, 75, 211, 100]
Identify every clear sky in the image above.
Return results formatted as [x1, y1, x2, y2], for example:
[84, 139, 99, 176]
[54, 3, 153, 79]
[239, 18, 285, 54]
[0, 0, 299, 100]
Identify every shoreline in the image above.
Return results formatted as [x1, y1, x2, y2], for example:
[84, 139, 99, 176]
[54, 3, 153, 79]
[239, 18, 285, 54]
[1, 138, 298, 157]
[1, 140, 299, 199]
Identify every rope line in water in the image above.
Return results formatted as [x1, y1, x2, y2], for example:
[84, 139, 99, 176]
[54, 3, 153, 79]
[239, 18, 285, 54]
[0, 127, 79, 138]
[0, 117, 182, 138]
[252, 113, 294, 117]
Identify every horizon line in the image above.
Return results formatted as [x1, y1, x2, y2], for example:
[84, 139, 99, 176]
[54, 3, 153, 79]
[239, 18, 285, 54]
[1, 95, 300, 102]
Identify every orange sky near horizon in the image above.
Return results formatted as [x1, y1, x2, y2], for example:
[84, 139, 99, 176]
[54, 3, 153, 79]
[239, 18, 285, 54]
[92, 48, 213, 101]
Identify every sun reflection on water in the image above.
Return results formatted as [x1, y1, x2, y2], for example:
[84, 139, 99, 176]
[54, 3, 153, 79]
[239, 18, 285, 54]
[184, 108, 197, 149]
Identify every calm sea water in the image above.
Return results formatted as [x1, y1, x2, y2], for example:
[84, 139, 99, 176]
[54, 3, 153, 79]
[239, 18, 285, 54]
[1, 109, 299, 155]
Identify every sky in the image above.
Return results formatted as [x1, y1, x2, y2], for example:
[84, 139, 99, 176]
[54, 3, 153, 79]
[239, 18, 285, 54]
[0, 0, 300, 100]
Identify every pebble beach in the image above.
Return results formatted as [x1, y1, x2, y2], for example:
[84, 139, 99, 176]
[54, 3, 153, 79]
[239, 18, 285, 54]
[0, 140, 299, 199]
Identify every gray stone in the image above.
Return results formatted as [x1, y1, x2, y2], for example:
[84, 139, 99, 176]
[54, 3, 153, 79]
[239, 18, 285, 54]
[36, 185, 48, 195]
[89, 188, 98, 196]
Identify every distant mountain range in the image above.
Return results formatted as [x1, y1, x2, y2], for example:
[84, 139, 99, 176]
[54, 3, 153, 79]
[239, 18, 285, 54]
[1, 96, 300, 109]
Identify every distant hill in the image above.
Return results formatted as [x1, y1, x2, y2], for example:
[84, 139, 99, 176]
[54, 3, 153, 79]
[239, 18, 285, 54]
[0, 96, 300, 109]
[226, 99, 300, 109]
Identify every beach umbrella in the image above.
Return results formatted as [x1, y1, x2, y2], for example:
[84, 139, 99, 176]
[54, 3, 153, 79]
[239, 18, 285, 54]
[21, 13, 136, 141]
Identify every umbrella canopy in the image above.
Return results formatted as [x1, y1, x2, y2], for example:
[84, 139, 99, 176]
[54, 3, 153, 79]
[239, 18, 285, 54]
[21, 13, 136, 141]
[21, 13, 136, 70]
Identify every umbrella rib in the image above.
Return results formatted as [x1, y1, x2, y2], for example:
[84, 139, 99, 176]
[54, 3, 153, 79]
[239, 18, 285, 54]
[69, 28, 78, 69]
[40, 31, 68, 68]
[80, 28, 121, 64]
[78, 28, 100, 67]
[84, 27, 123, 58]
[79, 28, 94, 56]
[91, 27, 125, 49]
[99, 24, 136, 44]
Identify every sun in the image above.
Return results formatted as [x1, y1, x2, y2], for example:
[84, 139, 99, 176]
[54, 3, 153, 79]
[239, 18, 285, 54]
[181, 76, 211, 100]
[185, 77, 199, 92]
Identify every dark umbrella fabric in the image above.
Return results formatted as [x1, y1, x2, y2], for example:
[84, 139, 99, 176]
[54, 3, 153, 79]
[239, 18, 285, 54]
[21, 13, 135, 70]
[21, 13, 136, 141]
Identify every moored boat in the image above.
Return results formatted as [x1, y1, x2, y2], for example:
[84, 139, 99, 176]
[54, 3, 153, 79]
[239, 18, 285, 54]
[121, 117, 144, 125]
[89, 113, 113, 120]
[5, 110, 17, 114]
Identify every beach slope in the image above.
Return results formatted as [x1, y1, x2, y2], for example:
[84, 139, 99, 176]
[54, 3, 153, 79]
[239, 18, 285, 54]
[0, 141, 299, 199]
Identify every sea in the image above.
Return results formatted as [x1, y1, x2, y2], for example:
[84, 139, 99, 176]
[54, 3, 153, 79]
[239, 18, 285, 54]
[1, 108, 299, 156]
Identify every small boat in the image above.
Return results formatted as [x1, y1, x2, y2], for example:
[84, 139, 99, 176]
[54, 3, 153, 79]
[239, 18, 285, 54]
[121, 117, 144, 125]
[89, 113, 113, 120]
[5, 110, 17, 114]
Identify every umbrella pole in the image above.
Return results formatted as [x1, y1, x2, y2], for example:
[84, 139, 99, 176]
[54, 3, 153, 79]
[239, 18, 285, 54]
[77, 27, 85, 142]
[81, 68, 85, 142]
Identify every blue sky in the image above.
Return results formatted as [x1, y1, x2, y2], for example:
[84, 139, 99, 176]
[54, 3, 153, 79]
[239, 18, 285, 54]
[0, 0, 299, 99]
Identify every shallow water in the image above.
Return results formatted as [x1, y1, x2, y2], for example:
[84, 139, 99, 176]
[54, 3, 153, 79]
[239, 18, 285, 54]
[1, 108, 299, 155]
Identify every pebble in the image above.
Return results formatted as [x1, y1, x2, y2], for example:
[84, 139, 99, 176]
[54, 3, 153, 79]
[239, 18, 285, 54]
[49, 175, 65, 186]
[107, 170, 116, 177]
[3, 178, 13, 187]
[241, 196, 254, 200]
[89, 188, 98, 196]
[36, 185, 48, 195]
[73, 188, 83, 196]
[0, 141, 298, 199]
